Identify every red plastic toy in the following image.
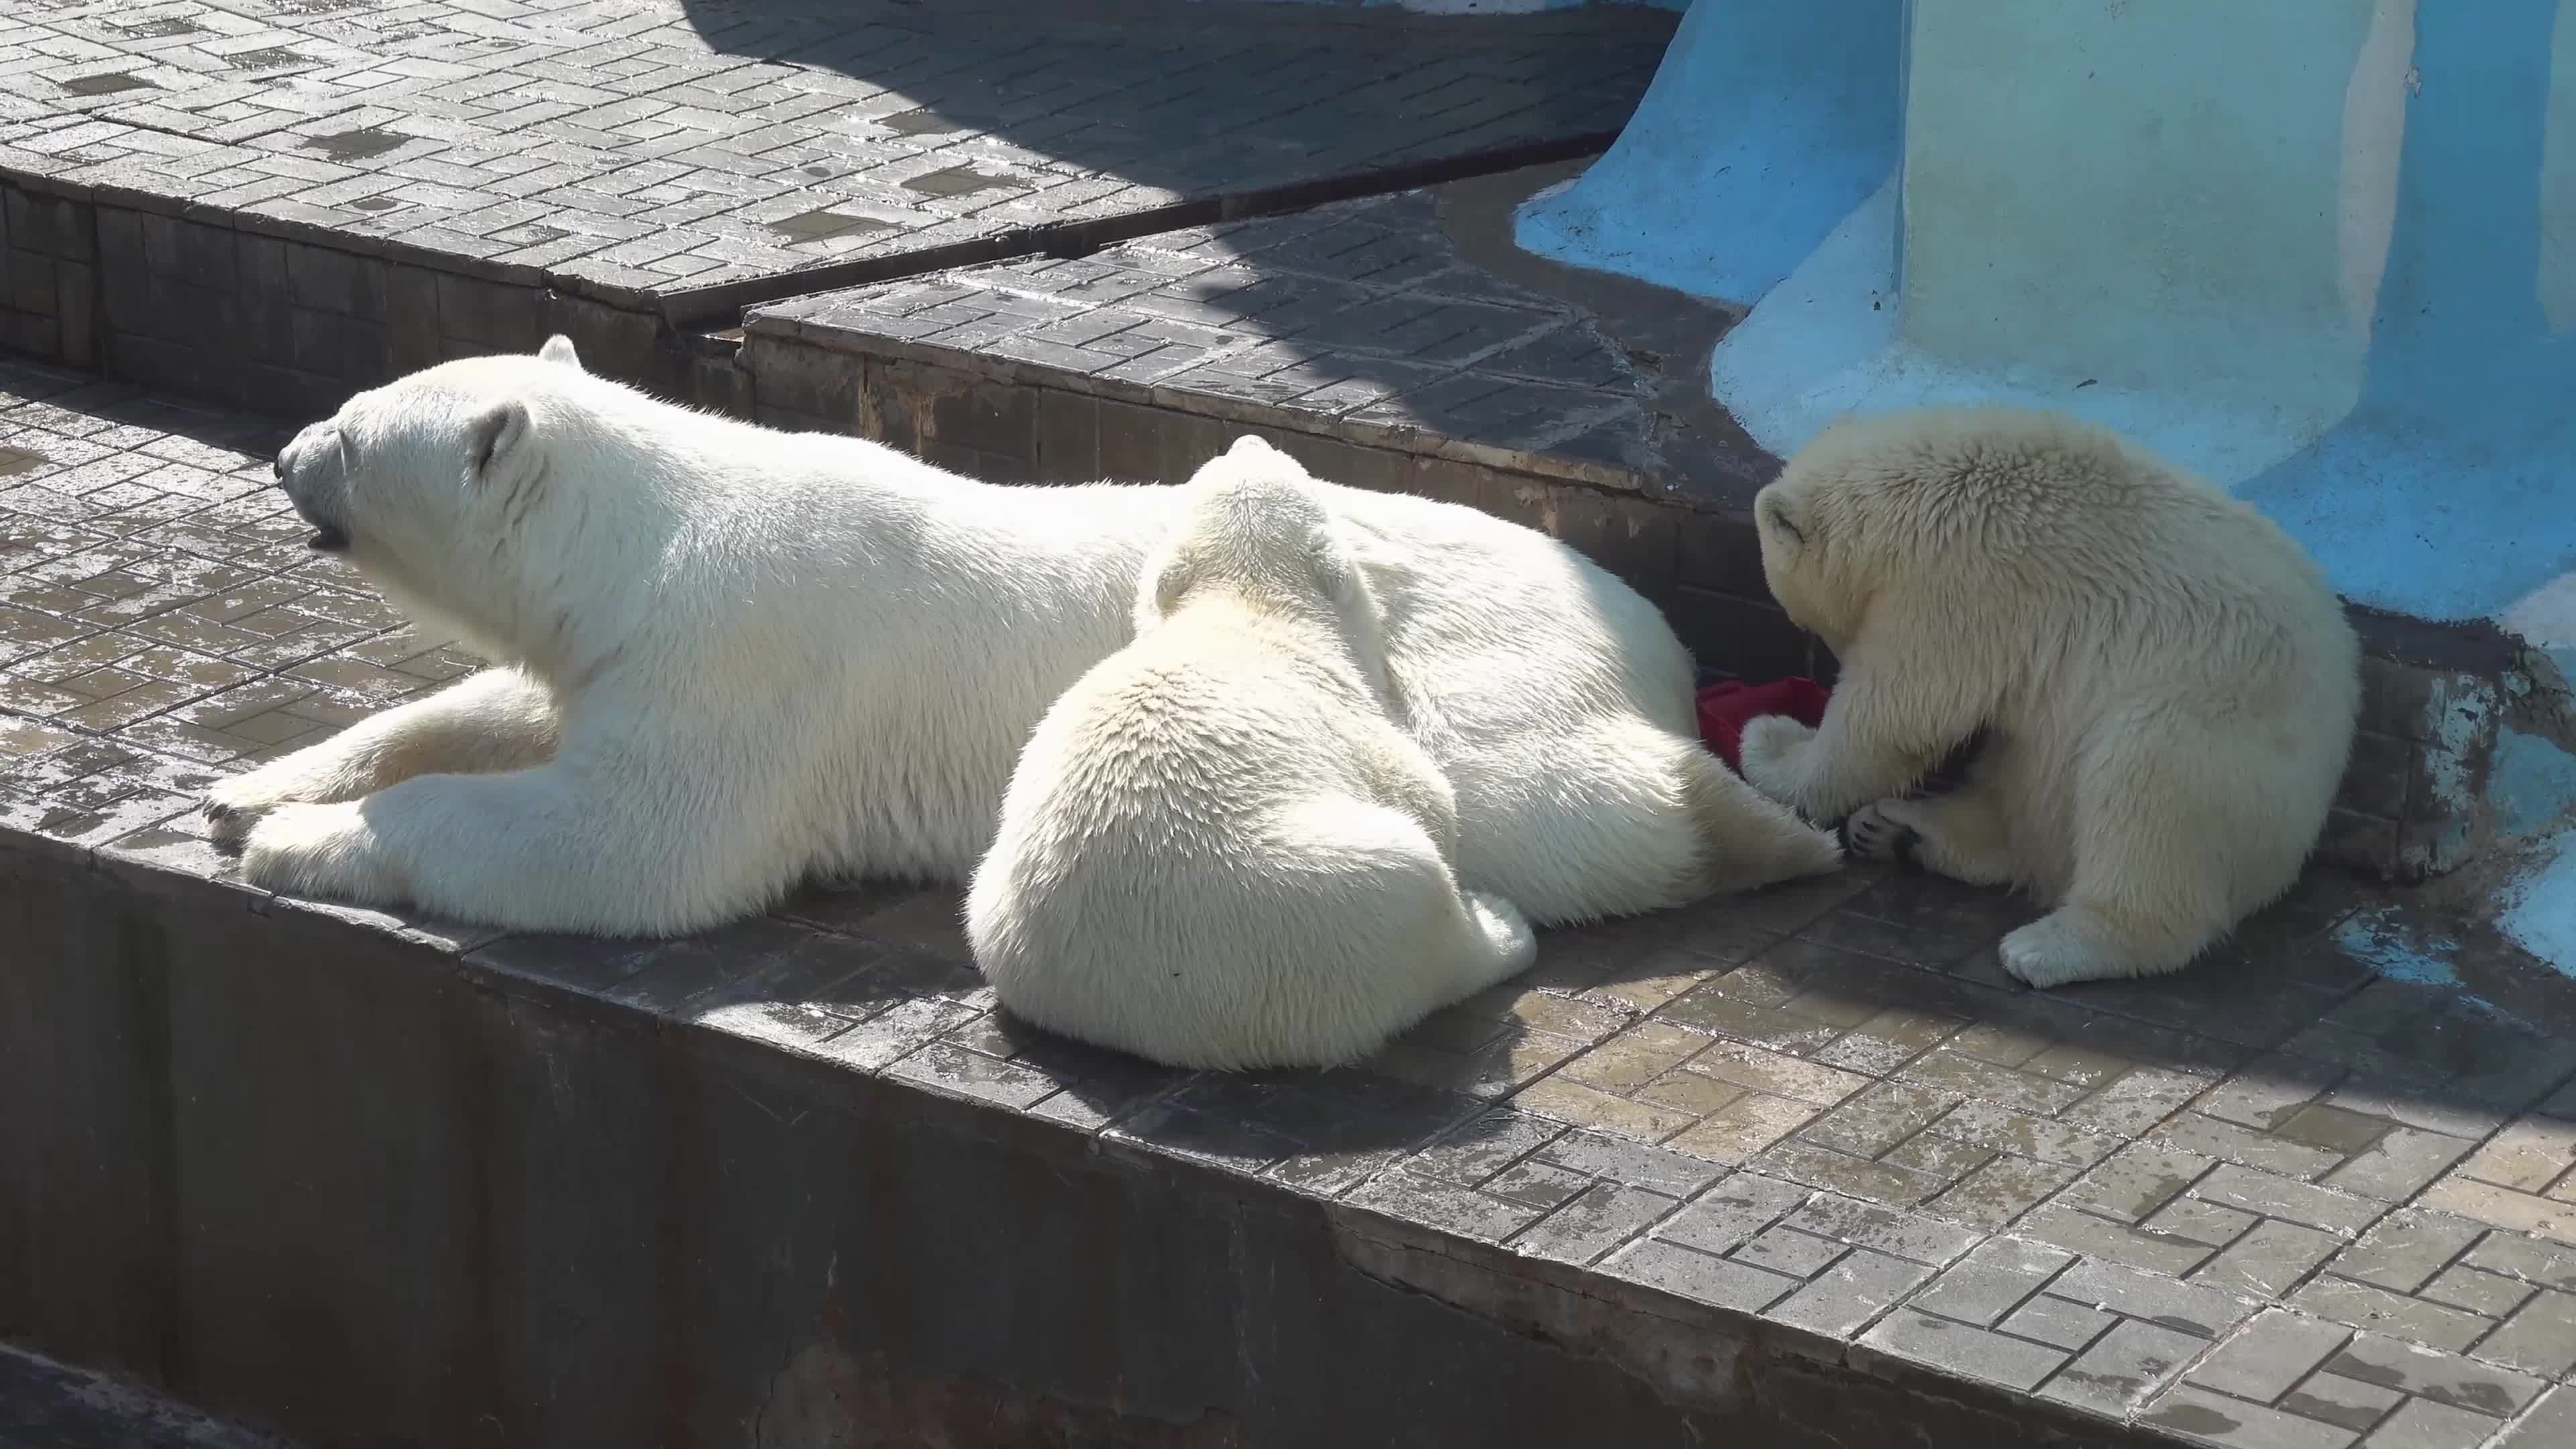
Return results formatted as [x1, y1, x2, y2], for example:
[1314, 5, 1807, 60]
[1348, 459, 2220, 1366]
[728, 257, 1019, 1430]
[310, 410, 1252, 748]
[1695, 678, 1829, 773]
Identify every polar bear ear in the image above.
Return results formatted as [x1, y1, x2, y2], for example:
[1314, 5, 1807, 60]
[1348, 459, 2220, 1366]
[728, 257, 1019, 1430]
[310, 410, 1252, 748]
[467, 398, 535, 486]
[537, 335, 584, 371]
[1758, 492, 1811, 549]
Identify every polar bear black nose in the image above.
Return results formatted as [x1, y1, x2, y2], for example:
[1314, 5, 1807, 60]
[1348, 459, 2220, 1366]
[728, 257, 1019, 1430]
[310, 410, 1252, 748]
[272, 452, 285, 480]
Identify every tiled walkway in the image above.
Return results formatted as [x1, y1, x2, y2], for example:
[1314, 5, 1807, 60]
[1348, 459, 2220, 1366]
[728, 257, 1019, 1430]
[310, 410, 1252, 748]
[5, 360, 2576, 1448]
[0, 0, 1670, 304]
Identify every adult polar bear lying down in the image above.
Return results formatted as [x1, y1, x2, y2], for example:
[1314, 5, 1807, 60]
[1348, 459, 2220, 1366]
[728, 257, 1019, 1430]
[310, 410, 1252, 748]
[1737, 407, 2358, 989]
[970, 438, 1542, 1069]
[210, 337, 1839, 936]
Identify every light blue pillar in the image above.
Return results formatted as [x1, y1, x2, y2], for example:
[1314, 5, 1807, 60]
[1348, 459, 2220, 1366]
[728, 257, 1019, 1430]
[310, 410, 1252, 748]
[1527, 1, 2576, 629]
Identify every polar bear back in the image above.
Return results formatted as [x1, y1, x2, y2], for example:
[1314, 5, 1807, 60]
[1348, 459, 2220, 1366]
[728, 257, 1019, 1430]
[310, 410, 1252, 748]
[971, 539, 1514, 1069]
[1764, 407, 2354, 716]
[1758, 405, 2359, 914]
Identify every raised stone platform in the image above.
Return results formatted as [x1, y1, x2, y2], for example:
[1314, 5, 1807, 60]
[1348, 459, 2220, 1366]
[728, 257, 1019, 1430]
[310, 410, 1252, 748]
[10, 364, 2576, 1449]
[0, 0, 1670, 417]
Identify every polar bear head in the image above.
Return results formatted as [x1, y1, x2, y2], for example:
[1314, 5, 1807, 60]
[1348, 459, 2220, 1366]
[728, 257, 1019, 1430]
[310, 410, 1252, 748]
[1754, 405, 2138, 649]
[1138, 435, 1385, 657]
[270, 335, 619, 666]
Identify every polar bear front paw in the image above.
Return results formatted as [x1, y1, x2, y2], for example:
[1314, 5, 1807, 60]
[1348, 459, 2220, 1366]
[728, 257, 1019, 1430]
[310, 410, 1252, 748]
[239, 800, 406, 908]
[204, 757, 342, 849]
[1735, 714, 1817, 806]
[1839, 799, 1920, 867]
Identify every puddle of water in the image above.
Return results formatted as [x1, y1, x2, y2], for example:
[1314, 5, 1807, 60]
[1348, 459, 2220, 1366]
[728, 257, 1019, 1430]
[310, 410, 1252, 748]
[301, 127, 410, 163]
[117, 17, 202, 38]
[345, 196, 400, 213]
[877, 109, 964, 136]
[60, 73, 156, 97]
[0, 448, 44, 478]
[222, 46, 307, 72]
[768, 209, 896, 245]
[902, 165, 1018, 199]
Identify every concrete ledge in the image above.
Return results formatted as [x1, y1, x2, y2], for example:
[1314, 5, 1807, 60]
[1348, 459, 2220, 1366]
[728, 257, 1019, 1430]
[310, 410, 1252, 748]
[7, 830, 2186, 1449]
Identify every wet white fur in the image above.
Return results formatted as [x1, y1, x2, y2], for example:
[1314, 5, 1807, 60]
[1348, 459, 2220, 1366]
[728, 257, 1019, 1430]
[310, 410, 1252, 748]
[212, 338, 1837, 936]
[967, 438, 1535, 1069]
[1739, 407, 2359, 988]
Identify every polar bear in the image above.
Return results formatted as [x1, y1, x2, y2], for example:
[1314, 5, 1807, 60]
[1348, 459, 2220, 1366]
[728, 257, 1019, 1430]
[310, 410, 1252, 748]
[208, 337, 1837, 936]
[966, 438, 1536, 1069]
[1736, 407, 2359, 989]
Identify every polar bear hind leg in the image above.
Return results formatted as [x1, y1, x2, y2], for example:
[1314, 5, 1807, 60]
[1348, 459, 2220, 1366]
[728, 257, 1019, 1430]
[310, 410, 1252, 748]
[1460, 890, 1539, 987]
[1998, 727, 2261, 989]
[1245, 798, 1540, 1067]
[1678, 747, 1845, 896]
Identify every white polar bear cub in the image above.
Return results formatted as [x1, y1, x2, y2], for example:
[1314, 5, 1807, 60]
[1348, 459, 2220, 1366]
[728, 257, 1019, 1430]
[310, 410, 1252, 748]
[1737, 407, 2359, 989]
[207, 337, 1835, 936]
[968, 438, 1535, 1070]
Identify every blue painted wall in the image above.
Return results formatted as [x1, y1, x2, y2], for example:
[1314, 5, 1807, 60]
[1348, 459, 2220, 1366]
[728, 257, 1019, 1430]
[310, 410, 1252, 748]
[1512, 0, 1904, 303]
[2236, 0, 2576, 623]
[1546, 0, 2576, 627]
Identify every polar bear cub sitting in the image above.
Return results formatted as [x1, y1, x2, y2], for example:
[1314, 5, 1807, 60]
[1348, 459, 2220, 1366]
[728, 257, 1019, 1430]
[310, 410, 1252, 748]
[967, 437, 1536, 1070]
[1737, 407, 2359, 989]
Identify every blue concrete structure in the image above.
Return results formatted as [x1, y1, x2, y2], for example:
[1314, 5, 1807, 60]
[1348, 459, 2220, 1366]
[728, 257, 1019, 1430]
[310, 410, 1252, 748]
[1522, 0, 2576, 633]
[1513, 0, 1901, 301]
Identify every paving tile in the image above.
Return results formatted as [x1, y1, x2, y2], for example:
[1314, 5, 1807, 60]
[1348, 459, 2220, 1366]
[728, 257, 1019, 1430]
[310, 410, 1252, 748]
[1909, 1237, 2076, 1328]
[1655, 1173, 1810, 1258]
[1600, 1236, 1800, 1316]
[2139, 1383, 2363, 1448]
[2359, 1399, 2512, 1449]
[2469, 1288, 2576, 1379]
[1862, 1309, 2070, 1393]
[2197, 1164, 2386, 1237]
[2419, 1266, 2534, 1320]
[1344, 1170, 1547, 1244]
[2282, 1371, 2406, 1435]
[2336, 1214, 2493, 1294]
[2292, 1275, 2502, 1354]
[1512, 1181, 1678, 1268]
[1532, 1126, 1729, 1197]
[2040, 1318, 2208, 1419]
[2464, 1232, 2576, 1293]
[1999, 1294, 2118, 1352]
[1768, 1248, 1929, 1340]
[2189, 1309, 2357, 1403]
[2051, 1257, 2261, 1340]
[2322, 1332, 2544, 1417]
[2198, 1220, 2346, 1300]
[2024, 1202, 2222, 1279]
[2421, 1177, 2576, 1247]
[1784, 1191, 1982, 1267]
[2494, 1385, 2576, 1448]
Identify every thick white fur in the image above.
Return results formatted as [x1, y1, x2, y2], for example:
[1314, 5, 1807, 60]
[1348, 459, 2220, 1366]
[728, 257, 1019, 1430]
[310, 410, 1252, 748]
[1738, 407, 2360, 989]
[210, 338, 1837, 936]
[967, 438, 1536, 1069]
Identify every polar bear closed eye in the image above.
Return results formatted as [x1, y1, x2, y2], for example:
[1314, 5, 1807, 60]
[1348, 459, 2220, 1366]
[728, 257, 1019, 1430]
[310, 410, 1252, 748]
[966, 437, 1538, 1069]
[211, 337, 1833, 936]
[1736, 406, 2360, 989]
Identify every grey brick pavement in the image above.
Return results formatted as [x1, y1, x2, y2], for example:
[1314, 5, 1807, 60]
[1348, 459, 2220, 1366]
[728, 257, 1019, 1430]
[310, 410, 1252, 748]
[7, 361, 2576, 1448]
[751, 186, 1663, 480]
[0, 0, 1672, 307]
